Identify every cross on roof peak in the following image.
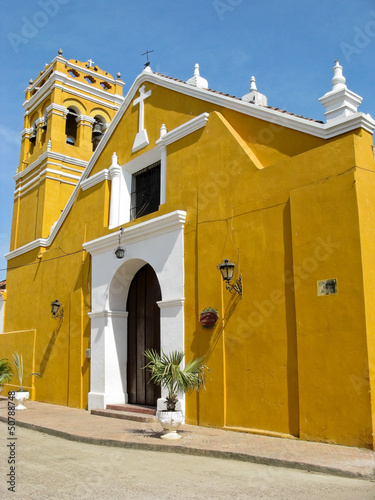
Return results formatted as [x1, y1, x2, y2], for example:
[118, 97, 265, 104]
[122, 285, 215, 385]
[142, 50, 154, 68]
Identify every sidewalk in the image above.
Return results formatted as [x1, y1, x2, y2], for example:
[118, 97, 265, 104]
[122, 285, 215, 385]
[1, 398, 374, 480]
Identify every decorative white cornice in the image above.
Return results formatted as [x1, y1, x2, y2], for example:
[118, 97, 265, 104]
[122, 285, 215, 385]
[24, 71, 124, 116]
[157, 298, 185, 309]
[5, 238, 49, 260]
[26, 54, 124, 91]
[78, 115, 96, 124]
[46, 103, 68, 115]
[88, 310, 128, 320]
[81, 169, 110, 191]
[47, 162, 82, 175]
[83, 210, 187, 256]
[14, 152, 88, 182]
[35, 117, 45, 127]
[21, 128, 33, 138]
[14, 168, 81, 197]
[156, 113, 209, 147]
[121, 148, 161, 175]
[320, 112, 375, 138]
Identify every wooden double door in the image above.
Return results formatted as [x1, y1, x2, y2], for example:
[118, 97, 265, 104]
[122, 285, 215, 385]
[127, 264, 161, 406]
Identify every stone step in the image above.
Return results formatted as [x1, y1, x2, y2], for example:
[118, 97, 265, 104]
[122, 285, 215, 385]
[91, 408, 157, 423]
[106, 403, 156, 415]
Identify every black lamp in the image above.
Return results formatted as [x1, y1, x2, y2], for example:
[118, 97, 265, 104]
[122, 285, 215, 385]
[51, 299, 64, 319]
[114, 227, 126, 259]
[218, 259, 243, 297]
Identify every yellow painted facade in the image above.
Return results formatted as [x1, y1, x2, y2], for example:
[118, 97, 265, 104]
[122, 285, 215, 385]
[2, 53, 375, 449]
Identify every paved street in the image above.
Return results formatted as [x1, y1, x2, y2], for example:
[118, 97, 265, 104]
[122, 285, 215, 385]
[1, 426, 375, 499]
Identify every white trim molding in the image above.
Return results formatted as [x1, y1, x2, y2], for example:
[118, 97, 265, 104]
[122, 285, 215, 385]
[84, 209, 186, 410]
[156, 112, 209, 147]
[14, 152, 88, 182]
[24, 68, 124, 115]
[81, 169, 110, 191]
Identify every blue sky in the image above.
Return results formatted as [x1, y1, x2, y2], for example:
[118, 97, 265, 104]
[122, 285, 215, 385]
[1, 0, 374, 280]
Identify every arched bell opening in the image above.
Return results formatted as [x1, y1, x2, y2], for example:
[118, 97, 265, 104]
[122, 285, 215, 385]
[65, 106, 80, 145]
[91, 115, 106, 151]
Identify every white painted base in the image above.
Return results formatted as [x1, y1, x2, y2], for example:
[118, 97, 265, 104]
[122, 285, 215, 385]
[14, 391, 29, 410]
[160, 430, 182, 440]
[156, 410, 184, 440]
[132, 129, 149, 152]
[88, 391, 127, 411]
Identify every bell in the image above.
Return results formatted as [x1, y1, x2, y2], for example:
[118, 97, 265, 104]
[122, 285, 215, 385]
[29, 125, 37, 143]
[92, 122, 103, 137]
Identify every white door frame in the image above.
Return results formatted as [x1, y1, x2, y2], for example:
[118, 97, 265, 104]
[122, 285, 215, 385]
[83, 210, 186, 410]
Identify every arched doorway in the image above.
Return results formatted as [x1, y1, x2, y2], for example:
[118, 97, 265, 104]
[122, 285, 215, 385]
[126, 264, 161, 406]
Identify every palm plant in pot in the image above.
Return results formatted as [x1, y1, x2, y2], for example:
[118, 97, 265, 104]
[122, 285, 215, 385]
[0, 358, 13, 395]
[143, 349, 209, 440]
[12, 352, 41, 410]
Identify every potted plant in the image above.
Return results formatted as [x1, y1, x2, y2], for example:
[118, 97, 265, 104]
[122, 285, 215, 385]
[12, 352, 41, 410]
[143, 349, 209, 440]
[0, 358, 13, 395]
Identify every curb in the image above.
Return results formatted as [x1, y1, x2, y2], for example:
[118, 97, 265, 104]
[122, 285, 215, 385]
[1, 416, 374, 481]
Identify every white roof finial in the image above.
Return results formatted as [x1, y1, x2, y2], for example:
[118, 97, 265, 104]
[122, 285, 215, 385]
[186, 63, 208, 89]
[242, 75, 267, 106]
[331, 60, 346, 91]
[250, 76, 257, 92]
[319, 60, 362, 121]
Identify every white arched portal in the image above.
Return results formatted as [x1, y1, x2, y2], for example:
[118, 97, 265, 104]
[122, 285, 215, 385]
[83, 210, 186, 410]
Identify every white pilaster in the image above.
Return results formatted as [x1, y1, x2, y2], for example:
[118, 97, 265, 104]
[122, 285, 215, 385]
[88, 310, 128, 410]
[109, 152, 131, 228]
[159, 124, 167, 205]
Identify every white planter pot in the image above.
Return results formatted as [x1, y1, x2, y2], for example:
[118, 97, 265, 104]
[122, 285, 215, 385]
[156, 410, 184, 440]
[14, 391, 29, 410]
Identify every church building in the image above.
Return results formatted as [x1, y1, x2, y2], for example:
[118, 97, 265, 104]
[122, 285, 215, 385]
[2, 50, 375, 449]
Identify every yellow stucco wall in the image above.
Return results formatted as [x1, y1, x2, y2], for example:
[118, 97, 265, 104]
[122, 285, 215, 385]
[3, 65, 375, 449]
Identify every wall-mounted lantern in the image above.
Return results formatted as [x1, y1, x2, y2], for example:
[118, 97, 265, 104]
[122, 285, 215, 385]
[217, 259, 243, 298]
[114, 227, 126, 259]
[51, 299, 64, 319]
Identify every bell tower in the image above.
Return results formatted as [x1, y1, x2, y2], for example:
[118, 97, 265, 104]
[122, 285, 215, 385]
[10, 49, 124, 251]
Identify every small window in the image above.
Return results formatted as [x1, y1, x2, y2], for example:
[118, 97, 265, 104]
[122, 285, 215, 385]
[130, 161, 161, 220]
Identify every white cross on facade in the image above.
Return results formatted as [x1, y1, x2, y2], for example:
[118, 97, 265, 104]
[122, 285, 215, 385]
[87, 59, 95, 67]
[132, 85, 152, 152]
